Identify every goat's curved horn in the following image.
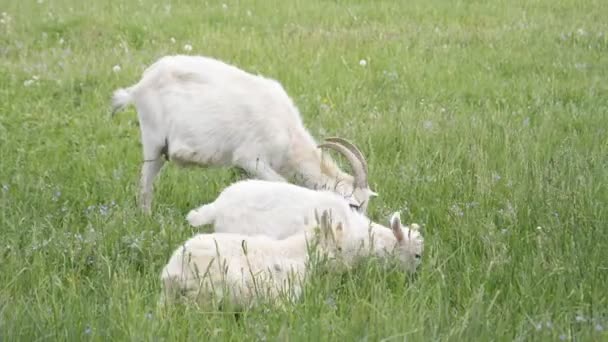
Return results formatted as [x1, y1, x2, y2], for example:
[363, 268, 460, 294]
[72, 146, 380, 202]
[318, 142, 367, 188]
[324, 137, 368, 174]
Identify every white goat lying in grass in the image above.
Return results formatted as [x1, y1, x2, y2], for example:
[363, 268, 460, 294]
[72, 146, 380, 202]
[111, 54, 376, 214]
[160, 211, 338, 309]
[161, 209, 421, 309]
[186, 179, 424, 272]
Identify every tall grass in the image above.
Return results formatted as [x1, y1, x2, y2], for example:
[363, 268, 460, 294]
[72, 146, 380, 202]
[1, 0, 607, 340]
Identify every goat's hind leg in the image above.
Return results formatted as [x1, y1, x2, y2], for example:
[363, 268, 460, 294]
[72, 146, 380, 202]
[139, 137, 166, 214]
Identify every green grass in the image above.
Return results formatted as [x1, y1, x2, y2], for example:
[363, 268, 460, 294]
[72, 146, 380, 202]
[1, 0, 607, 340]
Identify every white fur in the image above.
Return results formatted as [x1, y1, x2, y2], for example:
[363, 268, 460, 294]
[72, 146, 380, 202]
[162, 205, 422, 308]
[111, 55, 375, 214]
[187, 179, 424, 272]
[160, 213, 340, 308]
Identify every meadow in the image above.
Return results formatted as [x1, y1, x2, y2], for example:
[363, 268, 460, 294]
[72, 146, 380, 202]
[1, 0, 607, 340]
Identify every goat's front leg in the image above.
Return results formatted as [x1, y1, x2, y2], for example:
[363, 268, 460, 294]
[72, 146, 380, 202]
[236, 158, 287, 183]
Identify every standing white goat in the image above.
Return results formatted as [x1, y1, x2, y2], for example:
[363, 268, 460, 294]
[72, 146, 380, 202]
[111, 55, 376, 214]
[186, 179, 424, 273]
[161, 208, 421, 308]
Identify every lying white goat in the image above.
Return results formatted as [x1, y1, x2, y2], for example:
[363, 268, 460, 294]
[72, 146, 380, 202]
[160, 211, 339, 309]
[161, 208, 421, 308]
[186, 179, 424, 273]
[111, 54, 376, 214]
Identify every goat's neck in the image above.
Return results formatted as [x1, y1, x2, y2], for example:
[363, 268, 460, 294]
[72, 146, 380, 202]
[287, 131, 352, 191]
[279, 232, 316, 258]
[359, 223, 396, 257]
[296, 149, 353, 191]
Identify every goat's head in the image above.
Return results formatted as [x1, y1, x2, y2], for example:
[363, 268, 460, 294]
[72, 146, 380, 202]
[318, 137, 377, 213]
[387, 212, 424, 274]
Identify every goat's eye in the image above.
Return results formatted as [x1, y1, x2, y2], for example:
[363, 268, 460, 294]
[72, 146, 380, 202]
[349, 203, 360, 210]
[414, 254, 421, 259]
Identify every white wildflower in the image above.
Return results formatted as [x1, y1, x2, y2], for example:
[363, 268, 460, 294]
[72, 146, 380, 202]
[222, 3, 228, 9]
[183, 44, 192, 52]
[23, 79, 35, 87]
[359, 59, 367, 67]
[112, 65, 121, 73]
[170, 37, 176, 44]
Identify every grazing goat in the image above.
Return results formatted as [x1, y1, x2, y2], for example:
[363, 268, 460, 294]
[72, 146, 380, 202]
[161, 209, 421, 309]
[186, 179, 424, 273]
[111, 55, 376, 214]
[160, 211, 340, 309]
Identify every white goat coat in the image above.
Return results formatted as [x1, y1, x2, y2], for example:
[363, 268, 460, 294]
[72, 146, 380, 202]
[112, 55, 375, 214]
[187, 180, 424, 273]
[160, 226, 337, 308]
[187, 180, 368, 239]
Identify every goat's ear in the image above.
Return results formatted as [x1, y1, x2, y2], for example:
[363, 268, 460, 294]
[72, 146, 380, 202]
[390, 212, 404, 242]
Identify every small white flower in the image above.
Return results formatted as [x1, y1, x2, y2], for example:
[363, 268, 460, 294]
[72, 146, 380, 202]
[112, 65, 121, 73]
[359, 59, 367, 66]
[183, 44, 192, 52]
[37, 0, 44, 4]
[534, 322, 542, 331]
[170, 37, 176, 44]
[32, 75, 39, 81]
[576, 28, 587, 36]
[596, 324, 604, 332]
[536, 226, 542, 231]
[222, 3, 228, 9]
[0, 12, 9, 25]
[422, 120, 433, 130]
[575, 314, 586, 322]
[246, 10, 252, 17]
[59, 37, 64, 45]
[23, 79, 35, 87]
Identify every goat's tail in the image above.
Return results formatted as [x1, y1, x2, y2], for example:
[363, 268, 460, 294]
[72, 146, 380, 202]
[111, 87, 134, 116]
[186, 204, 217, 227]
